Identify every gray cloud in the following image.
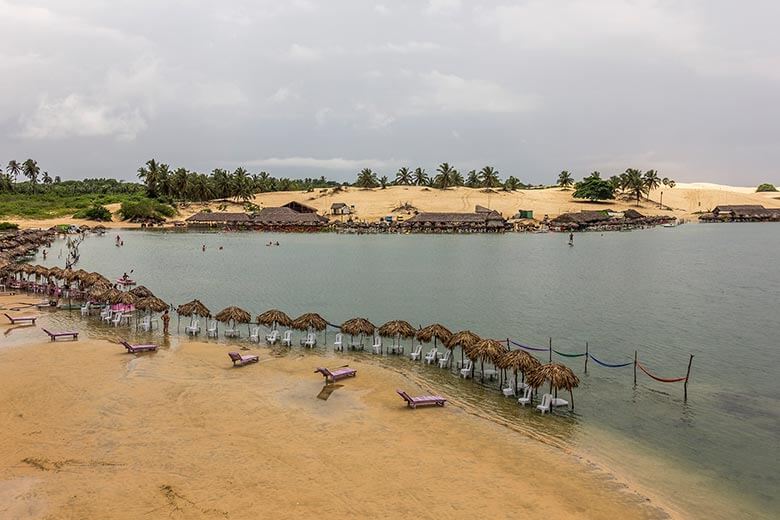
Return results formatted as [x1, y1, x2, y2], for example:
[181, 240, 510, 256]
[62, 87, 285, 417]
[1, 0, 778, 184]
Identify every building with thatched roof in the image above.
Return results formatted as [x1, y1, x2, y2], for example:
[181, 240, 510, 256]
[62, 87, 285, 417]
[403, 206, 507, 233]
[252, 207, 328, 230]
[186, 212, 252, 227]
[282, 201, 318, 214]
[705, 205, 780, 222]
[331, 202, 352, 215]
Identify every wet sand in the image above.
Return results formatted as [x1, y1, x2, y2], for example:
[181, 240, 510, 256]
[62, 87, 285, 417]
[0, 298, 670, 519]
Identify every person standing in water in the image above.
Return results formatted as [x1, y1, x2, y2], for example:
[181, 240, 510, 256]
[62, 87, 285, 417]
[162, 309, 170, 335]
[568, 232, 574, 246]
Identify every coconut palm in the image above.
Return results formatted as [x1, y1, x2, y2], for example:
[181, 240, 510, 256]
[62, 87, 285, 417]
[504, 176, 522, 191]
[412, 167, 429, 186]
[395, 167, 412, 185]
[434, 162, 456, 190]
[623, 168, 647, 206]
[466, 169, 480, 188]
[479, 166, 501, 188]
[6, 160, 21, 185]
[355, 168, 379, 188]
[644, 170, 661, 192]
[558, 170, 574, 189]
[22, 159, 40, 193]
[137, 159, 162, 198]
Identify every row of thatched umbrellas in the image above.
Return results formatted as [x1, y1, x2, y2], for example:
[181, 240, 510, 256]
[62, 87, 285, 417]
[3, 262, 580, 408]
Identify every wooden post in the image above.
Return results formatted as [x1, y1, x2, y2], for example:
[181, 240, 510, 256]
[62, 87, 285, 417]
[584, 341, 589, 374]
[548, 337, 552, 362]
[684, 354, 694, 401]
[633, 350, 638, 387]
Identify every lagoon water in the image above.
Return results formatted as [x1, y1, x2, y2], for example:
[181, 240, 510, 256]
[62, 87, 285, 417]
[37, 224, 779, 519]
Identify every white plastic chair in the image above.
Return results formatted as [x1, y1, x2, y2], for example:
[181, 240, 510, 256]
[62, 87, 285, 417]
[333, 333, 343, 351]
[80, 303, 90, 316]
[459, 360, 473, 378]
[437, 350, 451, 368]
[303, 332, 316, 348]
[281, 330, 292, 346]
[266, 329, 279, 344]
[186, 319, 200, 335]
[409, 345, 422, 361]
[112, 313, 123, 327]
[372, 336, 382, 354]
[140, 315, 152, 332]
[249, 326, 260, 343]
[518, 386, 533, 406]
[536, 393, 552, 414]
[206, 320, 218, 338]
[101, 309, 112, 323]
[424, 347, 438, 365]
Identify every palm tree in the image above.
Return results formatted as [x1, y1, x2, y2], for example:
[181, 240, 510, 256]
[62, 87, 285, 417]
[452, 169, 464, 186]
[212, 169, 231, 198]
[380, 175, 388, 189]
[623, 168, 647, 206]
[466, 170, 480, 188]
[355, 168, 378, 188]
[479, 166, 500, 188]
[557, 170, 573, 189]
[7, 160, 21, 185]
[643, 170, 661, 193]
[395, 167, 412, 185]
[22, 159, 40, 193]
[137, 159, 162, 198]
[412, 167, 429, 186]
[434, 162, 456, 189]
[173, 167, 189, 202]
[504, 176, 522, 191]
[42, 171, 52, 185]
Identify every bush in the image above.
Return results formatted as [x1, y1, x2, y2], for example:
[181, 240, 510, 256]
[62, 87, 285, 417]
[73, 204, 112, 221]
[756, 183, 777, 192]
[0, 221, 19, 231]
[119, 199, 176, 222]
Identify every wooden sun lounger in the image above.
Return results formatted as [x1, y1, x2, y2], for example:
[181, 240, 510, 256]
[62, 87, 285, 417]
[121, 340, 158, 353]
[42, 328, 79, 341]
[4, 313, 36, 325]
[228, 351, 259, 366]
[314, 366, 357, 383]
[396, 389, 447, 409]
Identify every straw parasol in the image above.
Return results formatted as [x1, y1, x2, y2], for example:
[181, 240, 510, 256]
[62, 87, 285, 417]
[291, 312, 328, 331]
[136, 296, 168, 313]
[88, 285, 112, 302]
[468, 339, 508, 383]
[447, 330, 481, 367]
[416, 323, 452, 349]
[497, 349, 542, 395]
[33, 265, 50, 279]
[526, 362, 580, 410]
[216, 306, 252, 335]
[112, 291, 138, 306]
[85, 272, 111, 287]
[129, 285, 154, 299]
[257, 309, 292, 329]
[378, 319, 416, 354]
[177, 299, 211, 317]
[48, 266, 64, 279]
[340, 317, 375, 349]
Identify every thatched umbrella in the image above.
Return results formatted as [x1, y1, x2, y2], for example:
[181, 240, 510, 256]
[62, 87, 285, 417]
[48, 266, 64, 279]
[88, 285, 112, 302]
[136, 296, 168, 313]
[416, 323, 452, 349]
[33, 265, 50, 279]
[86, 272, 111, 287]
[378, 320, 416, 354]
[291, 312, 328, 344]
[497, 349, 542, 395]
[469, 339, 508, 383]
[176, 299, 211, 332]
[257, 309, 292, 330]
[446, 330, 481, 368]
[129, 285, 154, 299]
[341, 317, 375, 350]
[526, 362, 580, 411]
[112, 291, 138, 306]
[216, 306, 252, 336]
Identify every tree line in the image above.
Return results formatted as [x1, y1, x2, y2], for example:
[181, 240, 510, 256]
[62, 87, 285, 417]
[354, 164, 528, 190]
[558, 169, 677, 204]
[2, 159, 143, 196]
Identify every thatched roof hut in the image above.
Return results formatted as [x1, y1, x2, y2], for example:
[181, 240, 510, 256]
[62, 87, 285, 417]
[257, 309, 292, 328]
[446, 330, 481, 351]
[112, 291, 138, 306]
[416, 323, 452, 347]
[527, 362, 580, 410]
[378, 320, 416, 338]
[129, 285, 154, 299]
[136, 296, 169, 313]
[340, 317, 375, 336]
[497, 349, 542, 393]
[216, 306, 251, 324]
[177, 299, 211, 317]
[467, 338, 508, 383]
[291, 312, 328, 331]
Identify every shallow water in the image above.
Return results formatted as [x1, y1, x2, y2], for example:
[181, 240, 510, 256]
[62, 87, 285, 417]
[30, 224, 780, 519]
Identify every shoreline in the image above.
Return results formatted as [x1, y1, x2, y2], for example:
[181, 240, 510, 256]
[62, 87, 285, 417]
[0, 295, 675, 519]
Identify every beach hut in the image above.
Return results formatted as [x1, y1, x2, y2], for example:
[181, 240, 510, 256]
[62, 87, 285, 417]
[176, 299, 211, 332]
[496, 349, 542, 395]
[136, 296, 169, 330]
[468, 339, 508, 383]
[446, 330, 481, 368]
[526, 363, 580, 411]
[378, 320, 416, 355]
[257, 309, 292, 333]
[291, 312, 328, 344]
[216, 306, 252, 337]
[340, 317, 375, 350]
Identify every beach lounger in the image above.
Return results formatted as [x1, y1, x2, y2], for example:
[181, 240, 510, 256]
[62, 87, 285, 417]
[536, 393, 552, 414]
[314, 366, 357, 383]
[438, 350, 451, 368]
[518, 386, 533, 406]
[459, 360, 473, 378]
[409, 345, 422, 361]
[228, 351, 259, 366]
[424, 347, 438, 365]
[372, 336, 382, 354]
[249, 326, 260, 343]
[4, 313, 36, 325]
[333, 333, 343, 351]
[303, 332, 316, 348]
[42, 328, 79, 341]
[207, 320, 218, 338]
[121, 340, 158, 353]
[186, 319, 200, 335]
[266, 329, 279, 344]
[281, 330, 292, 346]
[396, 389, 446, 409]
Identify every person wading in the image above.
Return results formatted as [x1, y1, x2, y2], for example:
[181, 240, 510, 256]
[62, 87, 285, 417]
[162, 309, 170, 335]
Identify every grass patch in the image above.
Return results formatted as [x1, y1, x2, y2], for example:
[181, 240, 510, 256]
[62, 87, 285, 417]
[0, 194, 148, 219]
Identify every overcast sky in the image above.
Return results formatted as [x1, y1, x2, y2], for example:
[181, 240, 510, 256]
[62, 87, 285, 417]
[1, 0, 778, 184]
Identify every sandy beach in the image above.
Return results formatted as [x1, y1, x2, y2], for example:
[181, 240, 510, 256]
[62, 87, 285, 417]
[8, 183, 780, 230]
[0, 295, 670, 519]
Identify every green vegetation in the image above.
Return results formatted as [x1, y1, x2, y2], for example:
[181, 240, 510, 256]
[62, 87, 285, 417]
[73, 204, 113, 221]
[0, 193, 142, 219]
[0, 221, 19, 231]
[119, 199, 176, 222]
[756, 183, 777, 192]
[572, 172, 615, 201]
[558, 171, 574, 189]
